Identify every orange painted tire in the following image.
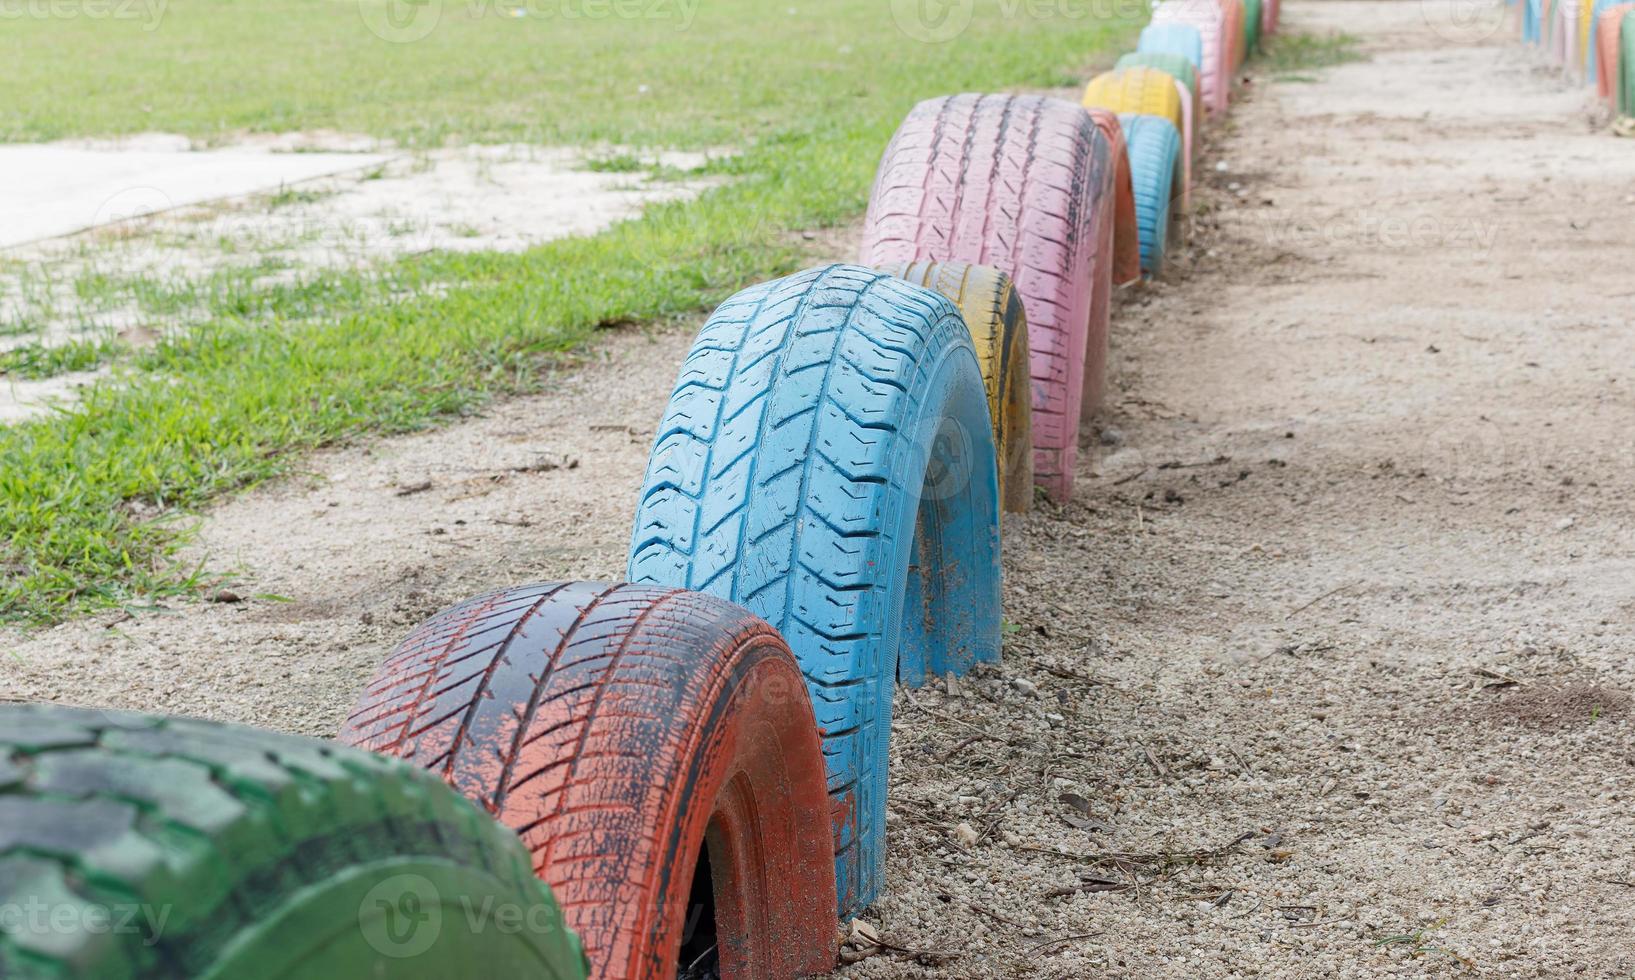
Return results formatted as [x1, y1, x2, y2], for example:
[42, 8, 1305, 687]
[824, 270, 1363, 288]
[1221, 0, 1248, 69]
[340, 582, 838, 980]
[1085, 108, 1145, 289]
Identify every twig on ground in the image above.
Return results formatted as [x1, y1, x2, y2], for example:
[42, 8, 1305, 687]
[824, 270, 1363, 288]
[1286, 582, 1354, 619]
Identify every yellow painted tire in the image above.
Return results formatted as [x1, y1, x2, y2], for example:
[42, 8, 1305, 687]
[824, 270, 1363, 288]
[1083, 68, 1185, 138]
[1582, 0, 1597, 72]
[876, 261, 1034, 514]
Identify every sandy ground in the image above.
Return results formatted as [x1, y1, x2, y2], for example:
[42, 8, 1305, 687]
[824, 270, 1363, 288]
[4, 1, 1635, 976]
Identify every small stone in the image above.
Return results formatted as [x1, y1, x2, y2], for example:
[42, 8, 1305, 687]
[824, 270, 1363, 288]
[1012, 677, 1039, 698]
[210, 590, 243, 604]
[954, 822, 980, 847]
[1555, 516, 1576, 531]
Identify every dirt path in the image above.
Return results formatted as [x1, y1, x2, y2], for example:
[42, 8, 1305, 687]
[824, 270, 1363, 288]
[4, 1, 1634, 975]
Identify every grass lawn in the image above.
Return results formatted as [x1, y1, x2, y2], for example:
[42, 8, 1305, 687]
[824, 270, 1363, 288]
[0, 0, 1140, 621]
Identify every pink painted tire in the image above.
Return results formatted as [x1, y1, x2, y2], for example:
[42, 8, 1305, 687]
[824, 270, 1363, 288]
[1597, 3, 1635, 101]
[1154, 0, 1231, 114]
[860, 94, 1118, 503]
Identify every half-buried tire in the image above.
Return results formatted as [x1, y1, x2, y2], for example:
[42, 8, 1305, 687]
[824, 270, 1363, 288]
[0, 703, 588, 979]
[340, 582, 838, 979]
[627, 264, 1003, 914]
[874, 260, 1033, 514]
[1623, 10, 1635, 115]
[1116, 51, 1201, 116]
[860, 94, 1118, 502]
[1084, 68, 1192, 212]
[1152, 0, 1230, 114]
[1118, 114, 1186, 277]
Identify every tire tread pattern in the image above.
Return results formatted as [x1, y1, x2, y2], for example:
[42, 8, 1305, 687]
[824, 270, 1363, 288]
[860, 94, 1113, 501]
[0, 704, 582, 979]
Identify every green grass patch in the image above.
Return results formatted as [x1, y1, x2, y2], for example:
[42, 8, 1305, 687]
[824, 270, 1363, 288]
[6, 0, 1123, 148]
[0, 339, 123, 380]
[1261, 31, 1365, 76]
[0, 1, 1140, 622]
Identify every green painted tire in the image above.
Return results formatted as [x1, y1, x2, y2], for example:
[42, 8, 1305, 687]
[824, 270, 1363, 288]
[0, 704, 588, 980]
[1623, 11, 1635, 116]
[1243, 0, 1263, 52]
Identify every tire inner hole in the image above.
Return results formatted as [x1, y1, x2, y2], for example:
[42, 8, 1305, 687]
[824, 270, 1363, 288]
[677, 842, 720, 979]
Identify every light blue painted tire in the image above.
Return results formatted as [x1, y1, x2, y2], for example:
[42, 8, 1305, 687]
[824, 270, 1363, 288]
[1118, 114, 1184, 277]
[1138, 21, 1206, 73]
[627, 264, 1002, 917]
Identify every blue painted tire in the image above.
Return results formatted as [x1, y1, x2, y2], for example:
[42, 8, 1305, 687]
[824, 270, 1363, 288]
[1118, 114, 1184, 277]
[627, 264, 1002, 917]
[1138, 21, 1206, 73]
[1525, 0, 1543, 43]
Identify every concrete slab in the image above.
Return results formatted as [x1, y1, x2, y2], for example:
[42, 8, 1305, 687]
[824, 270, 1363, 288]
[0, 142, 391, 248]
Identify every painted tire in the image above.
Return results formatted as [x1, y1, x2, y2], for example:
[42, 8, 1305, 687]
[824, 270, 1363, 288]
[1244, 0, 1264, 52]
[1622, 12, 1635, 115]
[1221, 0, 1248, 70]
[340, 582, 838, 979]
[1594, 0, 1635, 89]
[1582, 0, 1596, 72]
[1117, 51, 1201, 110]
[876, 261, 1034, 514]
[1083, 107, 1145, 290]
[1153, 0, 1230, 114]
[1084, 69, 1184, 127]
[1084, 68, 1192, 211]
[1526, 0, 1545, 42]
[1552, 0, 1579, 69]
[860, 94, 1118, 501]
[627, 264, 1002, 914]
[1264, 0, 1280, 33]
[1139, 22, 1207, 79]
[1115, 52, 1201, 185]
[0, 703, 588, 980]
[1118, 114, 1185, 277]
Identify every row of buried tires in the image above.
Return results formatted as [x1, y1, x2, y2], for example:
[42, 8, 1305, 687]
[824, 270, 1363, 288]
[0, 3, 1275, 978]
[1523, 0, 1635, 117]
